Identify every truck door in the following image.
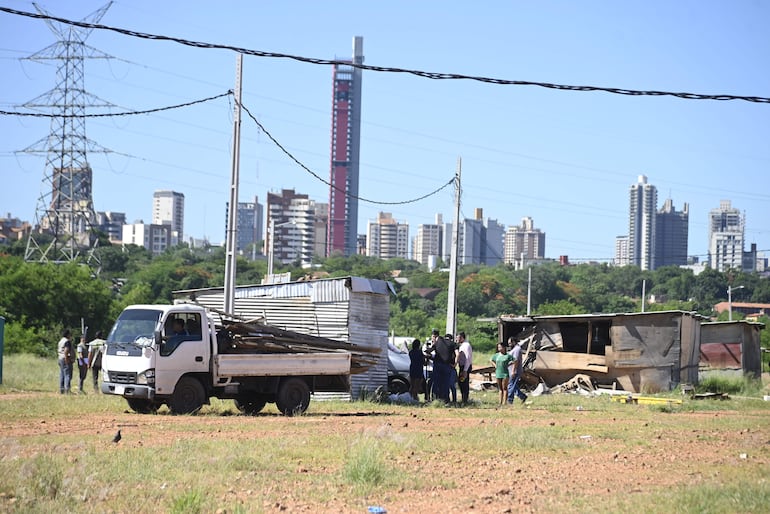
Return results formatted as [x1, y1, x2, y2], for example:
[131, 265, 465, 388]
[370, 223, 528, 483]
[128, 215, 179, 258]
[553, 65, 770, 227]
[154, 312, 208, 396]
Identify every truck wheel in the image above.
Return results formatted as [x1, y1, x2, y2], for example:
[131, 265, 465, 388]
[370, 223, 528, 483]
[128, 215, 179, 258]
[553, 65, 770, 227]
[276, 378, 310, 416]
[168, 376, 205, 415]
[126, 398, 158, 414]
[234, 396, 267, 415]
[388, 376, 409, 395]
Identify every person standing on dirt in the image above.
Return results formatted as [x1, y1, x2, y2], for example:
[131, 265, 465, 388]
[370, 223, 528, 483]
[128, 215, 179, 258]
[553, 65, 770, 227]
[446, 333, 458, 404]
[430, 329, 456, 403]
[57, 329, 73, 394]
[76, 335, 89, 394]
[490, 342, 512, 406]
[507, 336, 528, 405]
[456, 331, 473, 404]
[408, 338, 425, 401]
[88, 331, 106, 393]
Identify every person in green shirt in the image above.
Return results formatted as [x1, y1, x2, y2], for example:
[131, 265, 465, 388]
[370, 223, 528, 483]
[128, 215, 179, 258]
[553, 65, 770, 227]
[490, 342, 513, 406]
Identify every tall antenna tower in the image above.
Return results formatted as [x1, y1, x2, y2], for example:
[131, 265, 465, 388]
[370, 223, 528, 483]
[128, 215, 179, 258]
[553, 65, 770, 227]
[22, 2, 114, 270]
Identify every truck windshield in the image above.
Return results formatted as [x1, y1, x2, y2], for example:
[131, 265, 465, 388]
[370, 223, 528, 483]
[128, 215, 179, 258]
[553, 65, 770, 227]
[108, 309, 162, 348]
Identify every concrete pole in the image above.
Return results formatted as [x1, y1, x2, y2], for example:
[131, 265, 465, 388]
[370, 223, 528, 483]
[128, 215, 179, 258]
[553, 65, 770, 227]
[224, 54, 243, 315]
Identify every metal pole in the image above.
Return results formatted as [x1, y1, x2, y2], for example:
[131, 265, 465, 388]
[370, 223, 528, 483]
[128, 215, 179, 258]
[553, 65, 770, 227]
[445, 157, 461, 337]
[527, 267, 532, 316]
[267, 217, 275, 277]
[224, 54, 243, 315]
[728, 286, 732, 321]
[641, 279, 646, 313]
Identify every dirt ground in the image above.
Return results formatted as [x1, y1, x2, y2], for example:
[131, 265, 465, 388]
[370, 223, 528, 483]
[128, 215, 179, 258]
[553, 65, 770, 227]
[3, 388, 770, 513]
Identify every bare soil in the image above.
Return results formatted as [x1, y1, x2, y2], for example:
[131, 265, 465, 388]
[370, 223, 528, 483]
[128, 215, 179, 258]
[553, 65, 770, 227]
[3, 390, 770, 513]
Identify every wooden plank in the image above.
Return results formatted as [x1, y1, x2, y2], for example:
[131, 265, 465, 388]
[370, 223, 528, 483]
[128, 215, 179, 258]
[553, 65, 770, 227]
[535, 351, 608, 373]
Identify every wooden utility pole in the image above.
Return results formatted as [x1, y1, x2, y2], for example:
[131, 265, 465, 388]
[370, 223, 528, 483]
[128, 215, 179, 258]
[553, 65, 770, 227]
[223, 54, 243, 315]
[445, 157, 461, 337]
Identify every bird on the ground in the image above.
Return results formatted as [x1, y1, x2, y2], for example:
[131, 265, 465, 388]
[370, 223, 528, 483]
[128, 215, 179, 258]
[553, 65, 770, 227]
[112, 429, 122, 443]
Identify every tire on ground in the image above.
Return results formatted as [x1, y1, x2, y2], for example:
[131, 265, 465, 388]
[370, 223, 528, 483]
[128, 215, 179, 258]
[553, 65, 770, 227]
[126, 398, 159, 414]
[168, 376, 205, 415]
[275, 377, 310, 416]
[234, 395, 267, 415]
[388, 376, 409, 395]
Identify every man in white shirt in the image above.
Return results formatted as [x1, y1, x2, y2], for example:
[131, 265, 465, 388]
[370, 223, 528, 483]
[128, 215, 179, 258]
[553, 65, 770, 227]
[456, 331, 473, 404]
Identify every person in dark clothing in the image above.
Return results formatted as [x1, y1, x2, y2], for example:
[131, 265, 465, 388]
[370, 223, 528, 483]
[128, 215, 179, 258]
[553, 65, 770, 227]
[431, 329, 457, 403]
[408, 338, 425, 401]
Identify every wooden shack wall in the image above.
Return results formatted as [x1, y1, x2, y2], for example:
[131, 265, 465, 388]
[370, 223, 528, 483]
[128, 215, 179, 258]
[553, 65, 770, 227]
[700, 322, 762, 379]
[609, 312, 682, 392]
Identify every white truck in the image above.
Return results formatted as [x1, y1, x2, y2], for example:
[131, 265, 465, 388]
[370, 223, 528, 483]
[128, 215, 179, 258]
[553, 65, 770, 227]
[101, 304, 352, 416]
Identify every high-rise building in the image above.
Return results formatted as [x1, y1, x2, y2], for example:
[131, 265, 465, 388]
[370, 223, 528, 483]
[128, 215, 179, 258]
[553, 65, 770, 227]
[614, 235, 630, 266]
[267, 189, 327, 267]
[708, 200, 744, 272]
[504, 217, 546, 267]
[367, 212, 409, 259]
[655, 199, 689, 268]
[442, 209, 503, 266]
[413, 214, 444, 265]
[152, 190, 184, 245]
[122, 222, 172, 255]
[96, 211, 126, 243]
[228, 196, 263, 258]
[327, 37, 364, 258]
[628, 175, 657, 270]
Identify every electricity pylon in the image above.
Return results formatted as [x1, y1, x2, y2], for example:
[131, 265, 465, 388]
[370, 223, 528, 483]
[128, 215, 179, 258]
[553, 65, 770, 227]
[22, 2, 114, 272]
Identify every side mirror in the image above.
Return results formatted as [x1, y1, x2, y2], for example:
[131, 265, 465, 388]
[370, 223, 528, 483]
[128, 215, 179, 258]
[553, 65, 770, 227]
[154, 329, 163, 345]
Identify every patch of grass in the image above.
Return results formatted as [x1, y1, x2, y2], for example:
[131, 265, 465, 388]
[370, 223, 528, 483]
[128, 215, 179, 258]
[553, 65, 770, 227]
[343, 438, 388, 489]
[170, 489, 206, 514]
[698, 374, 764, 396]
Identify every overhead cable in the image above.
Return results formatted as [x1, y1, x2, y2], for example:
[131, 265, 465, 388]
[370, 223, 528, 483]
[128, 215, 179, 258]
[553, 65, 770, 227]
[0, 90, 232, 117]
[2, 6, 769, 104]
[238, 98, 456, 206]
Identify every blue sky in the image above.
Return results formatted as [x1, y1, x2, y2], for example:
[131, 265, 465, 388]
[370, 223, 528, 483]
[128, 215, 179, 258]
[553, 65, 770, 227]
[1, 1, 768, 262]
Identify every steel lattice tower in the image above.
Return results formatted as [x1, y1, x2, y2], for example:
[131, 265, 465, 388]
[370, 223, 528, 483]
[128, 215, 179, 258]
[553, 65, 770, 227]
[22, 2, 113, 270]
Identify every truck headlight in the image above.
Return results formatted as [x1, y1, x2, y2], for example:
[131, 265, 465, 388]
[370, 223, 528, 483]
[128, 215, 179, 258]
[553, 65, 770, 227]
[136, 368, 155, 386]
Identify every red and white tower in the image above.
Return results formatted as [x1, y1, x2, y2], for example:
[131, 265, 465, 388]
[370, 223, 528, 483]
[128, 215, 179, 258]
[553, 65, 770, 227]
[327, 36, 364, 257]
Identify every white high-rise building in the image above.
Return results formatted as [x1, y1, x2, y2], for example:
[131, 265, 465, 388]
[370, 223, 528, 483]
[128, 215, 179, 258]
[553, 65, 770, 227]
[629, 175, 657, 270]
[152, 190, 184, 245]
[708, 200, 744, 272]
[367, 212, 409, 259]
[614, 235, 630, 266]
[266, 189, 327, 268]
[504, 217, 546, 267]
[413, 214, 443, 265]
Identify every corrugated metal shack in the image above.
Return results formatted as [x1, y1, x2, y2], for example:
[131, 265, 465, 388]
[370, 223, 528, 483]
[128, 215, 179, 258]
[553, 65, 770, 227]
[172, 276, 394, 400]
[699, 320, 764, 380]
[498, 311, 704, 393]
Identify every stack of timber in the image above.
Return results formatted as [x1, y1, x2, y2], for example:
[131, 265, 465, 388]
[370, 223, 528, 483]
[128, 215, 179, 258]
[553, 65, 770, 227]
[219, 320, 380, 375]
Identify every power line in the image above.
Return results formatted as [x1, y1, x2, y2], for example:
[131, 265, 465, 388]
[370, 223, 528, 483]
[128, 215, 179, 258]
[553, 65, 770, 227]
[2, 6, 769, 104]
[238, 98, 456, 206]
[0, 90, 232, 117]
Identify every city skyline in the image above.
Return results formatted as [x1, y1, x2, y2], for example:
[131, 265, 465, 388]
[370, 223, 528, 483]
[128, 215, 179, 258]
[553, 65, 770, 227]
[1, 2, 768, 262]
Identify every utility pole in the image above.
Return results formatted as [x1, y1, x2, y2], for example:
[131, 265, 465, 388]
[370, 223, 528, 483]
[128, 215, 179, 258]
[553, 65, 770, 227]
[445, 157, 461, 337]
[223, 54, 243, 315]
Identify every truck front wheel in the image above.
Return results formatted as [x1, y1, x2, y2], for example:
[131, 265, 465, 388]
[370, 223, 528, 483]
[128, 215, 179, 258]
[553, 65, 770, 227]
[276, 378, 310, 416]
[168, 377, 205, 415]
[127, 398, 159, 414]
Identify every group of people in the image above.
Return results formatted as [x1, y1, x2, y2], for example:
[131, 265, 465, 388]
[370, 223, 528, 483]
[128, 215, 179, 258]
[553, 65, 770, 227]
[56, 329, 106, 394]
[407, 329, 473, 405]
[490, 336, 529, 407]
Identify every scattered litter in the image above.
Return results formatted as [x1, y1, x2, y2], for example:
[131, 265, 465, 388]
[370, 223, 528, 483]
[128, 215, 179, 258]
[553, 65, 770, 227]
[739, 453, 748, 460]
[580, 435, 592, 442]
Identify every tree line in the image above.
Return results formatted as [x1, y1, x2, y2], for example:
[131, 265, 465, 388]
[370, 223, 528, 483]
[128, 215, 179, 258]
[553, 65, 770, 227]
[1, 239, 768, 356]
